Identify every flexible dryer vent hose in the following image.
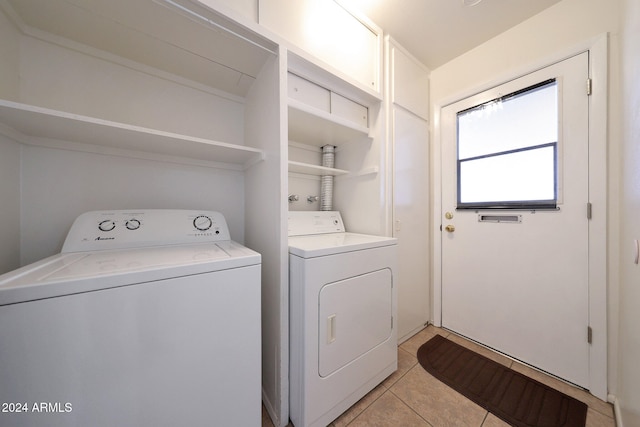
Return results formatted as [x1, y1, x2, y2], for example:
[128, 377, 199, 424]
[320, 145, 335, 211]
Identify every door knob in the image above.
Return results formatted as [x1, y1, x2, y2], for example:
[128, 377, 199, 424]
[445, 225, 456, 232]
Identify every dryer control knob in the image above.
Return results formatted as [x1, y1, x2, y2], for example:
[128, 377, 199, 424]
[193, 215, 213, 231]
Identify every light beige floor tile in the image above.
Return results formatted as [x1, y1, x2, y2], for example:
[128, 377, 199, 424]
[445, 333, 513, 368]
[382, 347, 418, 388]
[276, 331, 615, 427]
[511, 362, 614, 418]
[586, 407, 617, 427]
[481, 413, 511, 427]
[331, 383, 387, 427]
[399, 325, 449, 356]
[347, 391, 431, 427]
[390, 364, 487, 427]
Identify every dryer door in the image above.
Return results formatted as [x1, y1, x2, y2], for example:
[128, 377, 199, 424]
[318, 268, 393, 377]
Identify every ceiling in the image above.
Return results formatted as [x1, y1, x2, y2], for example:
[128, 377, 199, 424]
[340, 0, 563, 70]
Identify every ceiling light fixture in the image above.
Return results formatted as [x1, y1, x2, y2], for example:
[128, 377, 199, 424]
[462, 0, 483, 6]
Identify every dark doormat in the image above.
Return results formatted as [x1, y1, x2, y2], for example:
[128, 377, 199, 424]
[417, 334, 588, 427]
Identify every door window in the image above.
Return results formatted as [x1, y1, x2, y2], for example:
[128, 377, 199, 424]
[457, 79, 558, 209]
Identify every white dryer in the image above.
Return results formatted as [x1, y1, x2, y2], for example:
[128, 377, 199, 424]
[0, 210, 261, 427]
[288, 211, 397, 427]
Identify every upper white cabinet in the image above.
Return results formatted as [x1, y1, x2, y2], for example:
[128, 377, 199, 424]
[260, 0, 382, 94]
[196, 0, 258, 22]
[389, 41, 430, 120]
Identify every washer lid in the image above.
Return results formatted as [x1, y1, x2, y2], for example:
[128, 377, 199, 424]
[288, 232, 396, 258]
[0, 241, 260, 306]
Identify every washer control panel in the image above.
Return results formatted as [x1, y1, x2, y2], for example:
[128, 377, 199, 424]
[62, 210, 231, 253]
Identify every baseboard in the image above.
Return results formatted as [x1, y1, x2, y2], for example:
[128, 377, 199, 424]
[608, 393, 623, 427]
[262, 388, 282, 427]
[398, 321, 431, 345]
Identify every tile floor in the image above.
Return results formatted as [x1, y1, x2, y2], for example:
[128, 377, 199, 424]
[262, 325, 616, 427]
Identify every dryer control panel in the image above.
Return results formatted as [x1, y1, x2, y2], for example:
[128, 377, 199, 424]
[62, 210, 231, 253]
[288, 211, 345, 236]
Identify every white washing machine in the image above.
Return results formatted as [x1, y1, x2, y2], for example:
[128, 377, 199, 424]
[0, 209, 261, 427]
[288, 211, 397, 427]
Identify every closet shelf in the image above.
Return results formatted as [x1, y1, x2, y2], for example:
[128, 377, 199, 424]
[288, 161, 349, 176]
[288, 99, 370, 147]
[0, 100, 265, 168]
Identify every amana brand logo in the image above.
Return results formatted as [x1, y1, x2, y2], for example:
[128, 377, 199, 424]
[95, 236, 115, 241]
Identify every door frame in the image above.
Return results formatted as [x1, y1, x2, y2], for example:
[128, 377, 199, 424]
[432, 35, 608, 400]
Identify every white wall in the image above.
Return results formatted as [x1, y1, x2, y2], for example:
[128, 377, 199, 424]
[19, 145, 245, 265]
[430, 0, 619, 104]
[0, 3, 19, 100]
[617, 0, 640, 422]
[430, 0, 621, 397]
[333, 111, 387, 236]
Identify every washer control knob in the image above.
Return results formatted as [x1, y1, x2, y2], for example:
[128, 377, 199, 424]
[98, 219, 116, 232]
[126, 219, 141, 230]
[193, 215, 213, 231]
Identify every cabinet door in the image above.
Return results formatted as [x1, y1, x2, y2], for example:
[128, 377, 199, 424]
[389, 43, 430, 120]
[260, 0, 381, 91]
[392, 107, 430, 342]
[330, 92, 368, 128]
[197, 0, 257, 22]
[288, 73, 331, 112]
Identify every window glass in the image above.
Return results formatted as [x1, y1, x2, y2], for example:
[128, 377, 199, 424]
[457, 80, 558, 209]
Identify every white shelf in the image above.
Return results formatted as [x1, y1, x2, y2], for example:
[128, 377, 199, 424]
[288, 161, 349, 176]
[288, 99, 370, 147]
[0, 100, 264, 168]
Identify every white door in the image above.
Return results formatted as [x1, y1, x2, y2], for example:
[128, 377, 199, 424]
[393, 107, 430, 341]
[440, 53, 590, 388]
